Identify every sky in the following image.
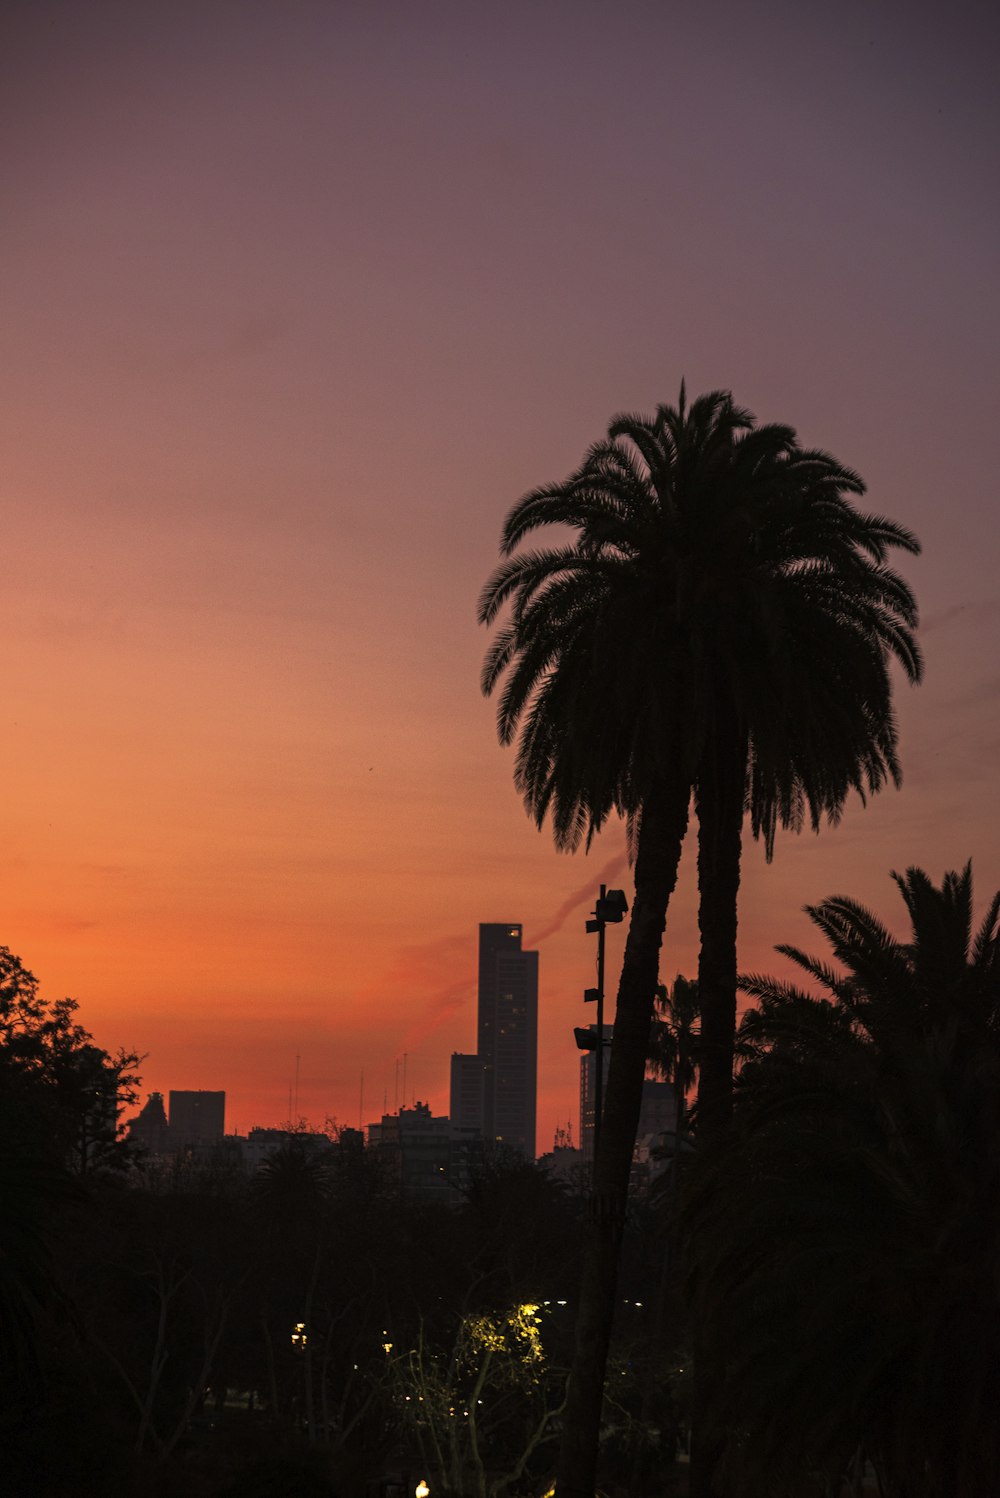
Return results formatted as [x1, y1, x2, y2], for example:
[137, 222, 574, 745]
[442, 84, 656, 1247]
[2, 0, 998, 1151]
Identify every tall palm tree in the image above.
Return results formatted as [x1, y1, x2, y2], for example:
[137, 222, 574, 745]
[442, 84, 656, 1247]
[688, 864, 1000, 1497]
[478, 387, 920, 1497]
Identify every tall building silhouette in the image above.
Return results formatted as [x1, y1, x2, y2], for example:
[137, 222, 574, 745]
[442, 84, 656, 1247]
[451, 923, 539, 1156]
[579, 1025, 677, 1164]
[477, 922, 538, 1157]
[169, 1090, 225, 1145]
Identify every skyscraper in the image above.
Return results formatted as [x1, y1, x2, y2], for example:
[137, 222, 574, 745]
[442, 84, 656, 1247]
[477, 923, 538, 1157]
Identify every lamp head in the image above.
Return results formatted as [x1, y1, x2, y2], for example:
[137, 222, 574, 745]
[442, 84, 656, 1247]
[596, 888, 629, 924]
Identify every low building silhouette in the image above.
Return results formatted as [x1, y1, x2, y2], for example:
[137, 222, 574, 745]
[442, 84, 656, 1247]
[367, 1101, 480, 1199]
[243, 1125, 332, 1171]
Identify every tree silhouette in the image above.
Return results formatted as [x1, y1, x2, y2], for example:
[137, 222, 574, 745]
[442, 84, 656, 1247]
[479, 387, 920, 1497]
[688, 864, 1000, 1496]
[0, 945, 140, 1176]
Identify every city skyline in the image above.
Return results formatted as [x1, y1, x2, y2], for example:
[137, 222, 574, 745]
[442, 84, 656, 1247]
[136, 921, 543, 1152]
[2, 3, 998, 1151]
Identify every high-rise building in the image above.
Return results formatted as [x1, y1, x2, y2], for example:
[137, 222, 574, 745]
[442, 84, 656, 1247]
[579, 1026, 678, 1164]
[169, 1090, 225, 1146]
[477, 923, 538, 1157]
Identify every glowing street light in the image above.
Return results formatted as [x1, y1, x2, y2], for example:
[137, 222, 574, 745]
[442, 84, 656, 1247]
[415, 1481, 431, 1498]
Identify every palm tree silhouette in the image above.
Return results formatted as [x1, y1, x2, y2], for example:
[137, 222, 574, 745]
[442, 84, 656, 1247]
[690, 864, 1000, 1496]
[478, 387, 920, 1497]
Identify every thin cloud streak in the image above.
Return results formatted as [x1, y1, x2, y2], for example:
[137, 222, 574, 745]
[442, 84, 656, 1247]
[355, 933, 475, 1055]
[358, 847, 632, 1057]
[526, 848, 630, 947]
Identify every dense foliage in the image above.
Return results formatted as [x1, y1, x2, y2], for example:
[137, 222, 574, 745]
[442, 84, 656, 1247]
[0, 966, 597, 1498]
[8, 856, 998, 1498]
[1, 945, 696, 1498]
[687, 865, 1000, 1497]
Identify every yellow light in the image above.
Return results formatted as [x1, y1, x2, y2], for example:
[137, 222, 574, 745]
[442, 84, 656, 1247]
[415, 1482, 431, 1498]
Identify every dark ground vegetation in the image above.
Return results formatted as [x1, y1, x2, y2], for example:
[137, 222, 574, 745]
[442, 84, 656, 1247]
[6, 861, 1000, 1497]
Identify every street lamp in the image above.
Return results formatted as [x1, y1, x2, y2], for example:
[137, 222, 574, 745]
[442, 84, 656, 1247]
[578, 884, 628, 1179]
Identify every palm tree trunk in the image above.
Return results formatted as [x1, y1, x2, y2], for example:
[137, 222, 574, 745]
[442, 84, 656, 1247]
[555, 777, 691, 1498]
[695, 715, 746, 1142]
[628, 1070, 689, 1495]
[690, 714, 746, 1498]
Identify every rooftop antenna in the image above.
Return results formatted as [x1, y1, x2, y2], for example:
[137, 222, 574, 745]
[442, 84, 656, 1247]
[403, 1051, 408, 1107]
[294, 1052, 300, 1121]
[359, 1070, 364, 1130]
[394, 1058, 400, 1111]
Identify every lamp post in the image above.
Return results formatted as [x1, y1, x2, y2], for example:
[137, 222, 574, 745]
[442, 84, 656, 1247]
[575, 884, 628, 1181]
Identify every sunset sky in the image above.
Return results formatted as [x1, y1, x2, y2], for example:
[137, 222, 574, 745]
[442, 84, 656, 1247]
[3, 1, 998, 1151]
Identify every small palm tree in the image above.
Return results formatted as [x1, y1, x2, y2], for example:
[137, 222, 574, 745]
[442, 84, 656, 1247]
[648, 975, 699, 1160]
[479, 387, 920, 1497]
[689, 864, 1000, 1496]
